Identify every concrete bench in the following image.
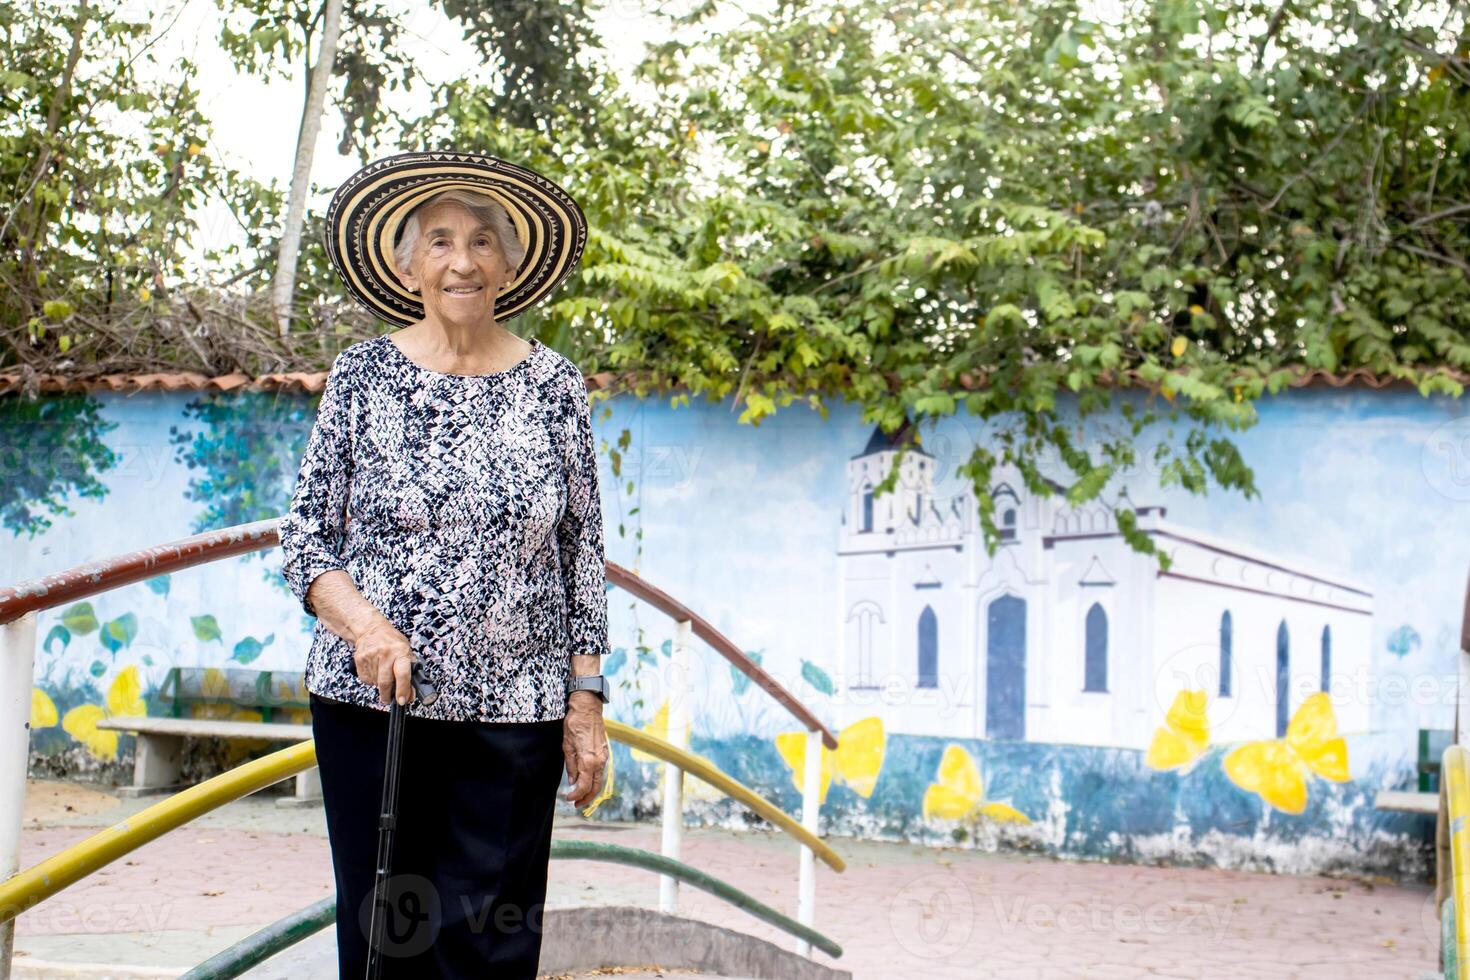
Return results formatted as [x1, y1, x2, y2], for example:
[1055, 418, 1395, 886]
[1374, 790, 1439, 814]
[97, 715, 320, 808]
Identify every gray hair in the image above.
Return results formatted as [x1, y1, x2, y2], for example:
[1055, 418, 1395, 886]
[392, 189, 525, 281]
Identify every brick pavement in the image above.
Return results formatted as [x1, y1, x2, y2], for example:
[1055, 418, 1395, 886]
[10, 780, 1442, 979]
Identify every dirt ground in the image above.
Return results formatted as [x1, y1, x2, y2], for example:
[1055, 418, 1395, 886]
[8, 777, 1445, 980]
[21, 779, 122, 824]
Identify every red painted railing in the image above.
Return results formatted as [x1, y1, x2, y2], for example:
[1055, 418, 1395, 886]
[0, 518, 836, 748]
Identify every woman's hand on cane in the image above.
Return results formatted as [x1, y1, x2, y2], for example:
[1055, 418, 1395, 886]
[562, 692, 608, 808]
[352, 617, 419, 706]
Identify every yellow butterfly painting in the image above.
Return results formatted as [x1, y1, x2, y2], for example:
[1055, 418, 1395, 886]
[1223, 692, 1350, 814]
[922, 744, 1030, 824]
[628, 699, 726, 804]
[775, 716, 887, 805]
[629, 699, 672, 764]
[189, 667, 264, 723]
[31, 688, 58, 729]
[1145, 689, 1210, 772]
[61, 665, 147, 761]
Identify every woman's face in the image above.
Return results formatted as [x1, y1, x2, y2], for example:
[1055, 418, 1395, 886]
[397, 201, 516, 327]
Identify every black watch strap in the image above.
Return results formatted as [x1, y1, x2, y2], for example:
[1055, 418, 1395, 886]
[567, 674, 610, 703]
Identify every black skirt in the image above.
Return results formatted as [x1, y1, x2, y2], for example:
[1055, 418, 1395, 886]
[309, 692, 566, 979]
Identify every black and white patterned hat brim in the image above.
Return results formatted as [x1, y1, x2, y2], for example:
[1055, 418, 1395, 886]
[323, 150, 588, 327]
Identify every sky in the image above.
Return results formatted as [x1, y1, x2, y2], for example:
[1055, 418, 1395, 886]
[120, 0, 764, 274]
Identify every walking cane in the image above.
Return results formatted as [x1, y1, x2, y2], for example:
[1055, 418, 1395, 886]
[365, 659, 439, 980]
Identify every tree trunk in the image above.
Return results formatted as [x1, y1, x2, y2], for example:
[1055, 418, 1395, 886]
[271, 0, 344, 338]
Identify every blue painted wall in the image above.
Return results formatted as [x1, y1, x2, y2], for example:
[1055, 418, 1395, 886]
[7, 383, 1463, 878]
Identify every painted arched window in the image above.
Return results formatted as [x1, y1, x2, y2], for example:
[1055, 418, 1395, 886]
[986, 595, 1027, 739]
[861, 483, 874, 532]
[994, 484, 1020, 541]
[1320, 625, 1332, 694]
[1219, 611, 1233, 697]
[917, 606, 938, 688]
[1083, 603, 1108, 692]
[1276, 620, 1291, 738]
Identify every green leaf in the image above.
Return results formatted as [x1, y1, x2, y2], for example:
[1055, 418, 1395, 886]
[44, 624, 71, 654]
[100, 613, 138, 654]
[231, 636, 265, 665]
[62, 603, 99, 636]
[191, 615, 222, 644]
[801, 659, 835, 696]
[913, 392, 956, 416]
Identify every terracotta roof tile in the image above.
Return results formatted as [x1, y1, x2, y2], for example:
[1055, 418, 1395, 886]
[0, 368, 620, 397]
[0, 366, 1460, 397]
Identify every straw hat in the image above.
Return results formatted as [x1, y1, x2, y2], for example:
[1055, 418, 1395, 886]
[322, 150, 587, 326]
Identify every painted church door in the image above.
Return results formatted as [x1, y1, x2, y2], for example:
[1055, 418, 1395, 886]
[986, 594, 1026, 740]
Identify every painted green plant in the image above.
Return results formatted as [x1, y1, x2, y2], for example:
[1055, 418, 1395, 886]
[170, 391, 311, 531]
[170, 390, 317, 611]
[0, 395, 117, 538]
[1387, 625, 1422, 659]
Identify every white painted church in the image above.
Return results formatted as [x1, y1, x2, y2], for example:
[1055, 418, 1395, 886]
[834, 423, 1374, 751]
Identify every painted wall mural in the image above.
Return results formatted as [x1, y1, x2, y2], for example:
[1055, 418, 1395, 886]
[8, 383, 1466, 878]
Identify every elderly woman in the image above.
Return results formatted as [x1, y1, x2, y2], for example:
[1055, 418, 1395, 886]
[278, 151, 609, 978]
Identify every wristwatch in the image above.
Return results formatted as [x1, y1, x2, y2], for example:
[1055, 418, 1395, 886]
[567, 674, 610, 704]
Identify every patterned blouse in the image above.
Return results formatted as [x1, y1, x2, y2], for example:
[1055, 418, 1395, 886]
[278, 334, 609, 723]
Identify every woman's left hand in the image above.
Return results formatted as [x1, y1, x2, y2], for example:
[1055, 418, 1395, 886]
[562, 692, 608, 809]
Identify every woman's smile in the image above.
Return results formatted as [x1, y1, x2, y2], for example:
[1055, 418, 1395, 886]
[395, 200, 518, 329]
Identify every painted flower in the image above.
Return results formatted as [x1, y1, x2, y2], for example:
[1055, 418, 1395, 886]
[61, 665, 147, 760]
[31, 688, 58, 729]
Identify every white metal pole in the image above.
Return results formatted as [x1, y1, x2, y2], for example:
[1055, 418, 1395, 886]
[0, 612, 38, 980]
[658, 618, 693, 914]
[795, 726, 822, 956]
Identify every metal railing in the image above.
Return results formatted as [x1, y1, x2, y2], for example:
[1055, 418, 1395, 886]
[0, 730, 845, 953]
[0, 730, 844, 972]
[1444, 745, 1469, 980]
[600, 562, 838, 945]
[179, 838, 845, 980]
[0, 741, 318, 919]
[1440, 575, 1470, 980]
[0, 519, 843, 974]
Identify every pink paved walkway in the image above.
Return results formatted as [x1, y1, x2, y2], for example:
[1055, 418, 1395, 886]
[13, 781, 1441, 979]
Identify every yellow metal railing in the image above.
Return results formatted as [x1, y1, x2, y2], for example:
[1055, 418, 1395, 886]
[1446, 745, 1470, 980]
[0, 741, 316, 922]
[606, 719, 845, 872]
[0, 725, 841, 920]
